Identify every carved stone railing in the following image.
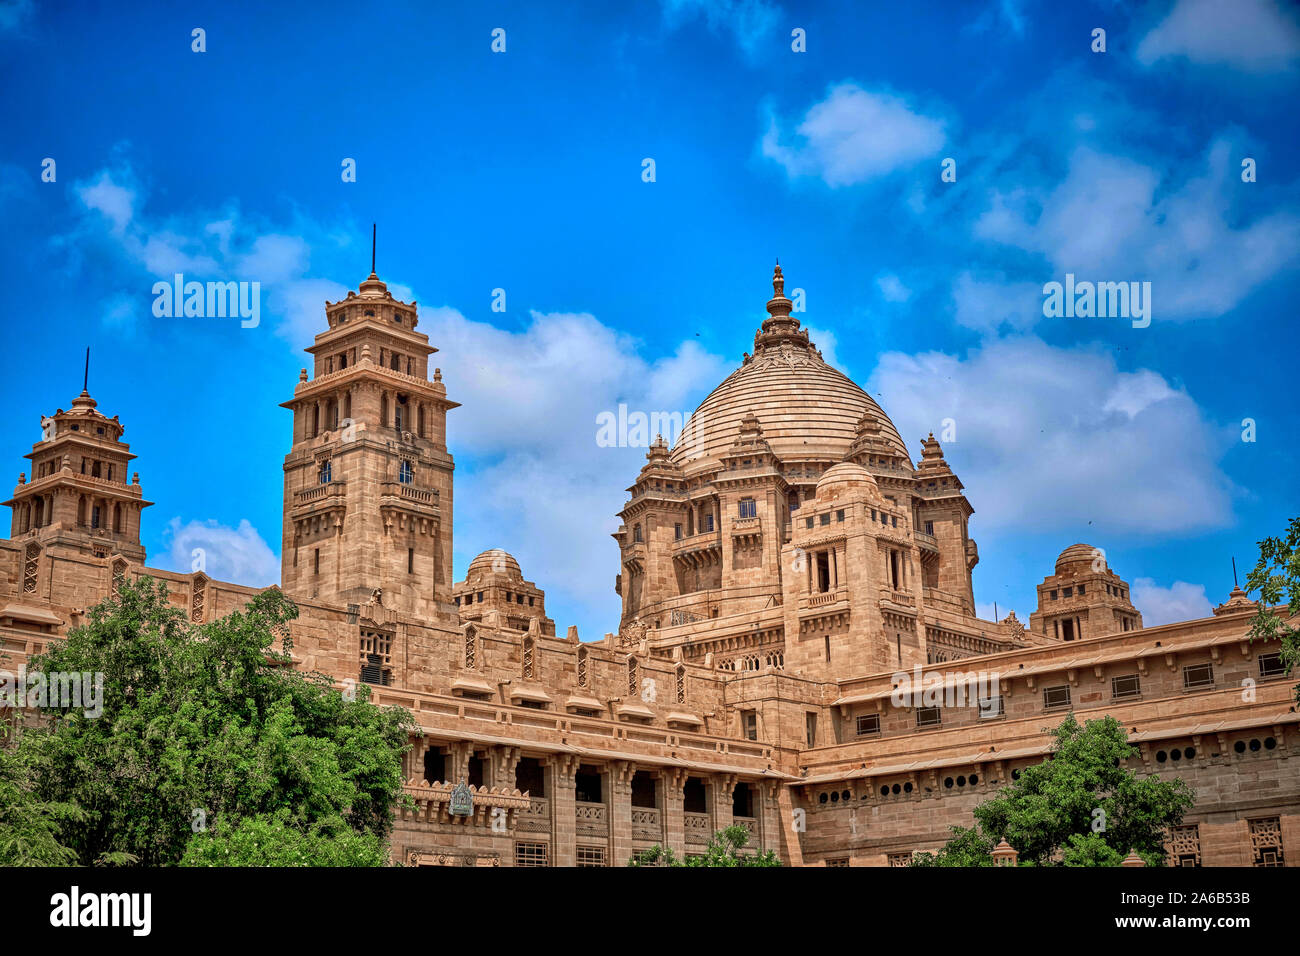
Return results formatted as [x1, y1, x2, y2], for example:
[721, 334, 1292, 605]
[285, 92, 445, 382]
[575, 801, 607, 835]
[400, 779, 530, 828]
[914, 530, 938, 551]
[684, 812, 710, 845]
[631, 807, 661, 841]
[295, 480, 347, 505]
[517, 797, 551, 833]
[734, 816, 758, 839]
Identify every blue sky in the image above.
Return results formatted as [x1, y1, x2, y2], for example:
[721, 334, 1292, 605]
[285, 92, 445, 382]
[1, 0, 1297, 640]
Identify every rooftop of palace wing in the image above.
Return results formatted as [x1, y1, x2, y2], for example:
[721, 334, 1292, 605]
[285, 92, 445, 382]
[669, 264, 911, 469]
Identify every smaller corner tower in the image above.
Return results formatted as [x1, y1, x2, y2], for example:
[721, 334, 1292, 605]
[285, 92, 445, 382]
[4, 378, 151, 565]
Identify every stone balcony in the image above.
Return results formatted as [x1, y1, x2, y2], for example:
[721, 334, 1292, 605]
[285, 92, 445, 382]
[879, 586, 917, 612]
[399, 779, 531, 827]
[631, 807, 662, 842]
[671, 530, 722, 568]
[800, 587, 847, 611]
[684, 812, 710, 845]
[576, 801, 607, 836]
[914, 530, 939, 553]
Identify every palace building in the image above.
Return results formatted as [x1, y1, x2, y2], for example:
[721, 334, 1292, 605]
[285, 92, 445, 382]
[2, 265, 1296, 867]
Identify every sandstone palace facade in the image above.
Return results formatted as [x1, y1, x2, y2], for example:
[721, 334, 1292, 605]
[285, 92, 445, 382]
[2, 266, 1296, 867]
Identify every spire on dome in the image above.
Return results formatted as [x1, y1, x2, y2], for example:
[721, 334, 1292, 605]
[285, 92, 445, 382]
[753, 262, 813, 354]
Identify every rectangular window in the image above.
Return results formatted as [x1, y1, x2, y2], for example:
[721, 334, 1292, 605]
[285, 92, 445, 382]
[674, 523, 682, 540]
[407, 548, 414, 574]
[805, 517, 814, 529]
[856, 714, 880, 736]
[741, 710, 757, 741]
[1182, 662, 1215, 689]
[977, 695, 1004, 719]
[738, 498, 757, 518]
[514, 842, 549, 867]
[826, 858, 850, 868]
[891, 516, 898, 528]
[805, 712, 818, 747]
[1049, 590, 1058, 600]
[924, 520, 934, 535]
[1077, 584, 1085, 595]
[916, 706, 941, 728]
[836, 509, 845, 522]
[313, 549, 320, 575]
[704, 514, 714, 532]
[1043, 685, 1071, 709]
[1259, 653, 1287, 678]
[819, 513, 831, 526]
[1111, 674, 1141, 699]
[1063, 586, 1073, 598]
[576, 846, 606, 867]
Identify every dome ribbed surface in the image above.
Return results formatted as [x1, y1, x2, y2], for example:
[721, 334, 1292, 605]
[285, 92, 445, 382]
[466, 548, 522, 580]
[671, 348, 910, 467]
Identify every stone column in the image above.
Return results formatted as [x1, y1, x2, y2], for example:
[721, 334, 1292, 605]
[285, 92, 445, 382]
[610, 761, 636, 866]
[712, 773, 736, 835]
[549, 755, 579, 867]
[760, 780, 782, 853]
[664, 769, 687, 857]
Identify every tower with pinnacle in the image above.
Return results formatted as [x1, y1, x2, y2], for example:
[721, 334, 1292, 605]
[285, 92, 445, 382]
[280, 258, 459, 619]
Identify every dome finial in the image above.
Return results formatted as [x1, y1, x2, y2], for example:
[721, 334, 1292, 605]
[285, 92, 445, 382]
[772, 261, 784, 298]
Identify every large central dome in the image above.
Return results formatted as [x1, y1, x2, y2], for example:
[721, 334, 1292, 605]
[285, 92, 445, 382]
[670, 265, 911, 469]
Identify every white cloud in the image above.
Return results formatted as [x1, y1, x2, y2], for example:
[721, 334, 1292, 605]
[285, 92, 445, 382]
[77, 171, 136, 235]
[161, 517, 280, 587]
[952, 271, 1042, 332]
[876, 273, 912, 303]
[424, 306, 730, 634]
[1131, 577, 1213, 626]
[867, 336, 1236, 536]
[1138, 0, 1300, 73]
[762, 83, 946, 187]
[68, 163, 353, 342]
[660, 0, 781, 58]
[973, 142, 1300, 321]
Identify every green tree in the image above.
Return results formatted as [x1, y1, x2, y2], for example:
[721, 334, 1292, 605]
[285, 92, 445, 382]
[911, 714, 1194, 867]
[1245, 516, 1300, 703]
[14, 576, 414, 866]
[0, 724, 82, 865]
[629, 824, 781, 867]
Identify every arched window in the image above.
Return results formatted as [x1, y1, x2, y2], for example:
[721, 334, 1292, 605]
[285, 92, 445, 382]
[399, 460, 413, 484]
[633, 523, 642, 543]
[395, 395, 406, 431]
[91, 504, 101, 529]
[318, 460, 332, 485]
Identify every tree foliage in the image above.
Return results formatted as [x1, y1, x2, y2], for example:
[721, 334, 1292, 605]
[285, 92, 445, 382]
[911, 714, 1194, 867]
[1246, 515, 1300, 703]
[11, 576, 414, 866]
[629, 824, 781, 867]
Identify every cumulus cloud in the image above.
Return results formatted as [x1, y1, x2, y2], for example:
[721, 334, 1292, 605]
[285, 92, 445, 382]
[424, 306, 730, 634]
[1131, 577, 1214, 626]
[1137, 0, 1300, 73]
[762, 83, 946, 187]
[66, 163, 352, 341]
[161, 517, 280, 587]
[867, 336, 1236, 535]
[973, 141, 1300, 322]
